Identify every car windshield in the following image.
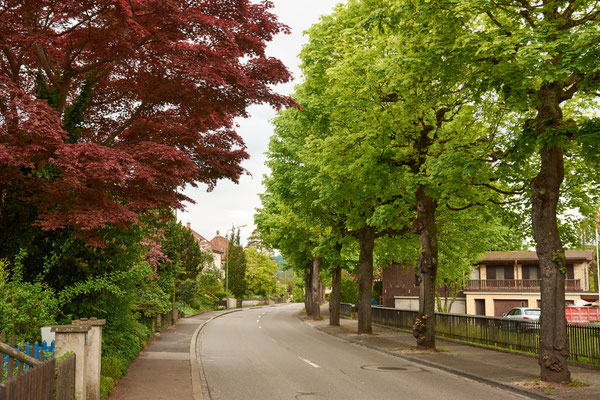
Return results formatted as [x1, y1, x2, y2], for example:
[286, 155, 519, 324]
[525, 309, 541, 316]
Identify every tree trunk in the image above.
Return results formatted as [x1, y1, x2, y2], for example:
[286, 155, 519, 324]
[311, 257, 321, 320]
[330, 265, 342, 326]
[412, 186, 438, 350]
[357, 226, 375, 334]
[532, 145, 571, 383]
[531, 84, 571, 383]
[305, 263, 313, 317]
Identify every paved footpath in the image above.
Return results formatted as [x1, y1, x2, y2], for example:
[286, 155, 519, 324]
[308, 312, 600, 400]
[110, 306, 600, 400]
[110, 309, 235, 400]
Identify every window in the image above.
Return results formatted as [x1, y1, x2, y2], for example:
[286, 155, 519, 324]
[496, 266, 504, 280]
[566, 264, 574, 280]
[525, 309, 541, 316]
[494, 265, 514, 280]
[529, 266, 538, 280]
[523, 265, 538, 280]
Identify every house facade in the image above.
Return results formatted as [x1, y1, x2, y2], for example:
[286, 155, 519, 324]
[382, 263, 466, 313]
[466, 250, 597, 316]
[186, 223, 224, 273]
[209, 231, 228, 268]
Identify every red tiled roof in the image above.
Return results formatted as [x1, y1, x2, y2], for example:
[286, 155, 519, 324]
[186, 224, 223, 254]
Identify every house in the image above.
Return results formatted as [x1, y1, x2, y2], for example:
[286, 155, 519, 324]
[382, 263, 467, 313]
[186, 223, 224, 273]
[209, 230, 228, 268]
[466, 250, 598, 316]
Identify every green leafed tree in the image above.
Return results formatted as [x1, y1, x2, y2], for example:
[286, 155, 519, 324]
[296, 0, 514, 343]
[245, 247, 278, 297]
[442, 0, 600, 382]
[227, 228, 247, 299]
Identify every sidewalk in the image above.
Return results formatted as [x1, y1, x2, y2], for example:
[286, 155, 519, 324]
[307, 312, 600, 400]
[109, 309, 236, 400]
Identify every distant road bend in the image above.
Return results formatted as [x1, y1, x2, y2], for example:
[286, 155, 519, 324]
[197, 303, 528, 400]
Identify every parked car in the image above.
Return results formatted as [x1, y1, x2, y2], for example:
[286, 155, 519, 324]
[503, 307, 541, 320]
[502, 307, 541, 330]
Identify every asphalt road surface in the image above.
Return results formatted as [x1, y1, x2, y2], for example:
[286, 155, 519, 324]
[198, 303, 528, 400]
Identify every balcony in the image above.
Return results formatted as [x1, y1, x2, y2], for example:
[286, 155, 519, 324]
[466, 279, 581, 291]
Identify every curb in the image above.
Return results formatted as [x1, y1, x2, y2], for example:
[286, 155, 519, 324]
[190, 309, 243, 400]
[304, 318, 552, 400]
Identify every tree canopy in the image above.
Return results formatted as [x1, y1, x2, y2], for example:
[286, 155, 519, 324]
[0, 0, 292, 246]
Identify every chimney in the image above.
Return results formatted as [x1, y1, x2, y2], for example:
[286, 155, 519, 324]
[186, 222, 191, 230]
[216, 230, 220, 236]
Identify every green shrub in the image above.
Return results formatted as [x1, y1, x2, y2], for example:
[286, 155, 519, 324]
[100, 376, 115, 398]
[101, 355, 127, 380]
[340, 272, 359, 304]
[0, 256, 58, 342]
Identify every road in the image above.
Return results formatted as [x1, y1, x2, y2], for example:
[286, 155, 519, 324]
[198, 303, 528, 400]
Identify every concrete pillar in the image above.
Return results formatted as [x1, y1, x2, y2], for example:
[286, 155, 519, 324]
[52, 324, 91, 400]
[73, 318, 106, 400]
[226, 297, 236, 309]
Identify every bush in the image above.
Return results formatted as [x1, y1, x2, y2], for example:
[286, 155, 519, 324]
[100, 376, 115, 398]
[340, 272, 359, 304]
[101, 355, 127, 380]
[176, 279, 198, 306]
[0, 257, 58, 342]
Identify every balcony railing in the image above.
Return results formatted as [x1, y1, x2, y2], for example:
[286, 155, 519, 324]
[466, 279, 581, 291]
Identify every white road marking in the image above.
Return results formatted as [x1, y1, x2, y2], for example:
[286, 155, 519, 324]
[257, 319, 260, 323]
[258, 316, 261, 318]
[299, 357, 320, 368]
[259, 326, 262, 329]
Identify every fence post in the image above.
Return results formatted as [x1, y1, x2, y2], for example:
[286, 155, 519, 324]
[51, 324, 91, 400]
[72, 318, 106, 400]
[227, 298, 237, 309]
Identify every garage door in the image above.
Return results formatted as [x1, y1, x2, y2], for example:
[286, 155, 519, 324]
[493, 299, 527, 316]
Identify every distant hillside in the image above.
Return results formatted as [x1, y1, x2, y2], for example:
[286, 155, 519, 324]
[273, 255, 286, 272]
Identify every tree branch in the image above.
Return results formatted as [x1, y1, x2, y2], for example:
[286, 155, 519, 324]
[34, 43, 60, 88]
[476, 182, 526, 195]
[102, 103, 150, 145]
[446, 202, 483, 211]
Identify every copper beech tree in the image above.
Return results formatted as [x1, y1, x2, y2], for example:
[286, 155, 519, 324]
[0, 0, 292, 246]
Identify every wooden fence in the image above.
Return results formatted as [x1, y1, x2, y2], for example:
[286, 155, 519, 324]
[0, 338, 75, 400]
[0, 358, 54, 400]
[341, 304, 600, 365]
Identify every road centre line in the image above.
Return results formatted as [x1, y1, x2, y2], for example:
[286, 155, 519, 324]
[298, 356, 320, 368]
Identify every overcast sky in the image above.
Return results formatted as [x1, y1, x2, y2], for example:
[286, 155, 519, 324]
[177, 1, 343, 244]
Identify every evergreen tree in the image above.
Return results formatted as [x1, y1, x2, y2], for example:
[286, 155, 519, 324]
[227, 229, 247, 298]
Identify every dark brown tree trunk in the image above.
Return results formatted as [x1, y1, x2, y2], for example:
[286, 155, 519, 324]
[532, 84, 570, 383]
[412, 186, 438, 350]
[311, 257, 321, 320]
[329, 265, 342, 326]
[357, 226, 375, 334]
[305, 263, 313, 317]
[532, 146, 570, 382]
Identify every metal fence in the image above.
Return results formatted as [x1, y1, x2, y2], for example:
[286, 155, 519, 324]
[340, 304, 600, 365]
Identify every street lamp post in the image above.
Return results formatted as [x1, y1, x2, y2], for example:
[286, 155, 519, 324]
[225, 224, 247, 308]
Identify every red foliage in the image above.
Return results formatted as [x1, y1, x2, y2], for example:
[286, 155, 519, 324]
[0, 0, 292, 238]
